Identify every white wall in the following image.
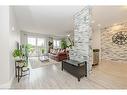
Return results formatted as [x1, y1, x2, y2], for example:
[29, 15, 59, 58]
[9, 7, 20, 85]
[92, 29, 101, 49]
[0, 6, 10, 88]
[0, 6, 20, 88]
[92, 28, 101, 49]
[91, 28, 101, 62]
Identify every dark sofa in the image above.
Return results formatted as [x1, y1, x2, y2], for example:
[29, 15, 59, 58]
[49, 49, 69, 62]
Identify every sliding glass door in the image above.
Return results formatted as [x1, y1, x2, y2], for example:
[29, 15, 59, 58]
[27, 36, 46, 57]
[27, 37, 37, 57]
[37, 38, 46, 56]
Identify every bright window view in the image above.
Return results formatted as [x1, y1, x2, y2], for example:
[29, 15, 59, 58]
[37, 38, 45, 47]
[27, 37, 46, 57]
[28, 37, 36, 46]
[53, 40, 61, 49]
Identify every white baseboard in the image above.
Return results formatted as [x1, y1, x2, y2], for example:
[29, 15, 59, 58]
[0, 76, 14, 89]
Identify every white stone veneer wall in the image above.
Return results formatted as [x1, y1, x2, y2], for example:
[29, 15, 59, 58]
[69, 7, 92, 74]
[101, 22, 127, 62]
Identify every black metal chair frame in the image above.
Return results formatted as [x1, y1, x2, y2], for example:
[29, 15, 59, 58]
[15, 60, 30, 82]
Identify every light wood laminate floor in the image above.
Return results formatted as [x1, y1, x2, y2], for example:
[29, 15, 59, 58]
[11, 60, 127, 89]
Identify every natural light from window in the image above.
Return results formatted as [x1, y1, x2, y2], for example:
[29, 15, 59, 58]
[37, 38, 45, 47]
[28, 37, 36, 46]
[53, 40, 61, 48]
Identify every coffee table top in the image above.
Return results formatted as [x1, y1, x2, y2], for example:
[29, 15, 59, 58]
[62, 59, 86, 66]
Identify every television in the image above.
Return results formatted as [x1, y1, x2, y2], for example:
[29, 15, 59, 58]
[16, 42, 20, 50]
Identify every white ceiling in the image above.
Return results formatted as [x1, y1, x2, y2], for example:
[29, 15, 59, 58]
[13, 6, 127, 36]
[92, 6, 127, 30]
[13, 6, 84, 36]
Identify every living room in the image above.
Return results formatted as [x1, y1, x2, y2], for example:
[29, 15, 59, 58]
[1, 5, 127, 89]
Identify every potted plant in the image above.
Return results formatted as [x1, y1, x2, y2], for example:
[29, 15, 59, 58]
[25, 44, 34, 54]
[41, 48, 45, 54]
[12, 49, 22, 60]
[61, 38, 68, 49]
[67, 37, 74, 49]
[48, 40, 53, 53]
[21, 44, 34, 65]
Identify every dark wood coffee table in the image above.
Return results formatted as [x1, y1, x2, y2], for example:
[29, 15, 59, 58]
[62, 59, 87, 81]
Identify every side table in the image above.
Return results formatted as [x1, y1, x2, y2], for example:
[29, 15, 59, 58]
[15, 59, 30, 82]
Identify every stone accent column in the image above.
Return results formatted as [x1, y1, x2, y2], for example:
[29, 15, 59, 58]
[69, 7, 92, 74]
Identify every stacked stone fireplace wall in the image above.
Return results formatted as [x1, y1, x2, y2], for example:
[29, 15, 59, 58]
[69, 7, 92, 73]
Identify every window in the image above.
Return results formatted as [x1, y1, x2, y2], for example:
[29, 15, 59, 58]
[28, 37, 36, 46]
[53, 40, 61, 49]
[37, 38, 45, 47]
[27, 36, 46, 57]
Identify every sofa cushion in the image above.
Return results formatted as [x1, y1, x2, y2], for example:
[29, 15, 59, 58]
[53, 49, 59, 54]
[50, 49, 53, 53]
[59, 49, 64, 53]
[49, 48, 68, 61]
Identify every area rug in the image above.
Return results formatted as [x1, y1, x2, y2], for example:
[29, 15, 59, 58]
[29, 57, 60, 69]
